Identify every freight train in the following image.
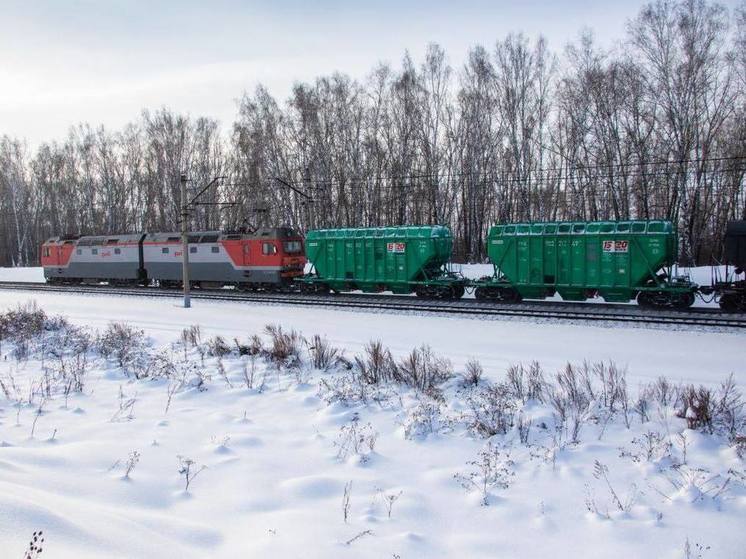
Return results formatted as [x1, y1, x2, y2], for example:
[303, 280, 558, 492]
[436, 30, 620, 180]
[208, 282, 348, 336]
[41, 220, 746, 311]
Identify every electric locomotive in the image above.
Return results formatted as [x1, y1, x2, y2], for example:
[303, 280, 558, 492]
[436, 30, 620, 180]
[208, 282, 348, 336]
[41, 227, 305, 291]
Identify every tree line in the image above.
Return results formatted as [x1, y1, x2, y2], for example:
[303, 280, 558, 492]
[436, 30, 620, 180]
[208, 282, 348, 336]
[1, 0, 744, 267]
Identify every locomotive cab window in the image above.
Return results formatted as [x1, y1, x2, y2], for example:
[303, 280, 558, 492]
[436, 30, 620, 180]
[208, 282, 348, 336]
[283, 241, 302, 253]
[162, 247, 169, 254]
[262, 242, 278, 255]
[211, 246, 220, 253]
[43, 247, 51, 257]
[114, 248, 121, 255]
[190, 246, 197, 254]
[92, 248, 98, 255]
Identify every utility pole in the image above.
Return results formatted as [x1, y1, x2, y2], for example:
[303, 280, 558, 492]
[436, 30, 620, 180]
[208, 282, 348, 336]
[178, 174, 305, 309]
[180, 174, 191, 308]
[178, 174, 235, 309]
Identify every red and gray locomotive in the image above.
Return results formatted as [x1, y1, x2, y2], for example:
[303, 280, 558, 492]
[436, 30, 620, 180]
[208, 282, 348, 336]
[41, 227, 305, 291]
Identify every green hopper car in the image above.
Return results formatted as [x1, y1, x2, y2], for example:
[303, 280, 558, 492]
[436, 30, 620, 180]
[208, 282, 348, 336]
[473, 220, 697, 308]
[299, 226, 466, 298]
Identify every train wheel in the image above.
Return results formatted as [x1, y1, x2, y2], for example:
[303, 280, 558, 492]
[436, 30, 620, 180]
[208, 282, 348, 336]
[415, 286, 432, 299]
[499, 287, 522, 303]
[719, 293, 739, 313]
[637, 292, 654, 308]
[433, 286, 448, 299]
[475, 286, 507, 302]
[302, 283, 330, 295]
[673, 292, 695, 309]
[452, 285, 465, 299]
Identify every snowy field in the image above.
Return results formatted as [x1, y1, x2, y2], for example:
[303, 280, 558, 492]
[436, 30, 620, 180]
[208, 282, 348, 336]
[0, 267, 46, 283]
[0, 288, 744, 558]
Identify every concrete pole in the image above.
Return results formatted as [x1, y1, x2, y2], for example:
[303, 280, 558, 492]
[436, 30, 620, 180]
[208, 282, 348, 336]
[180, 174, 191, 308]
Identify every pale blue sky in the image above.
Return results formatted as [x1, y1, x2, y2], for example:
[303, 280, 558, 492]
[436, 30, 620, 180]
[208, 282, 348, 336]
[0, 0, 740, 145]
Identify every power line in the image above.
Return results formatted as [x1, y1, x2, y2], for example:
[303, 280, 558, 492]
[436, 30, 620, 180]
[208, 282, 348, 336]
[279, 155, 746, 189]
[264, 167, 745, 198]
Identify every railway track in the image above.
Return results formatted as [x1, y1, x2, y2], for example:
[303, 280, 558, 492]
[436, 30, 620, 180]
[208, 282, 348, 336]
[0, 280, 744, 330]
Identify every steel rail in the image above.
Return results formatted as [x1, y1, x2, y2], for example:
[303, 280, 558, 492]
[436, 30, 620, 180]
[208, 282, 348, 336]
[0, 281, 744, 329]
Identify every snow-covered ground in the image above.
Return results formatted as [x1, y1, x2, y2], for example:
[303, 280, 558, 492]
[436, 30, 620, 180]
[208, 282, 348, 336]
[0, 267, 45, 282]
[0, 289, 744, 558]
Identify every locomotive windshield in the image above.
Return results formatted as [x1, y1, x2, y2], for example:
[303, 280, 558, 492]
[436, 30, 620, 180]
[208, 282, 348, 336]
[283, 240, 302, 253]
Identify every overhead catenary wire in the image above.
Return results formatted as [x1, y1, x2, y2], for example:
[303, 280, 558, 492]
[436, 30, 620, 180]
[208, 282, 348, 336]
[276, 155, 746, 190]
